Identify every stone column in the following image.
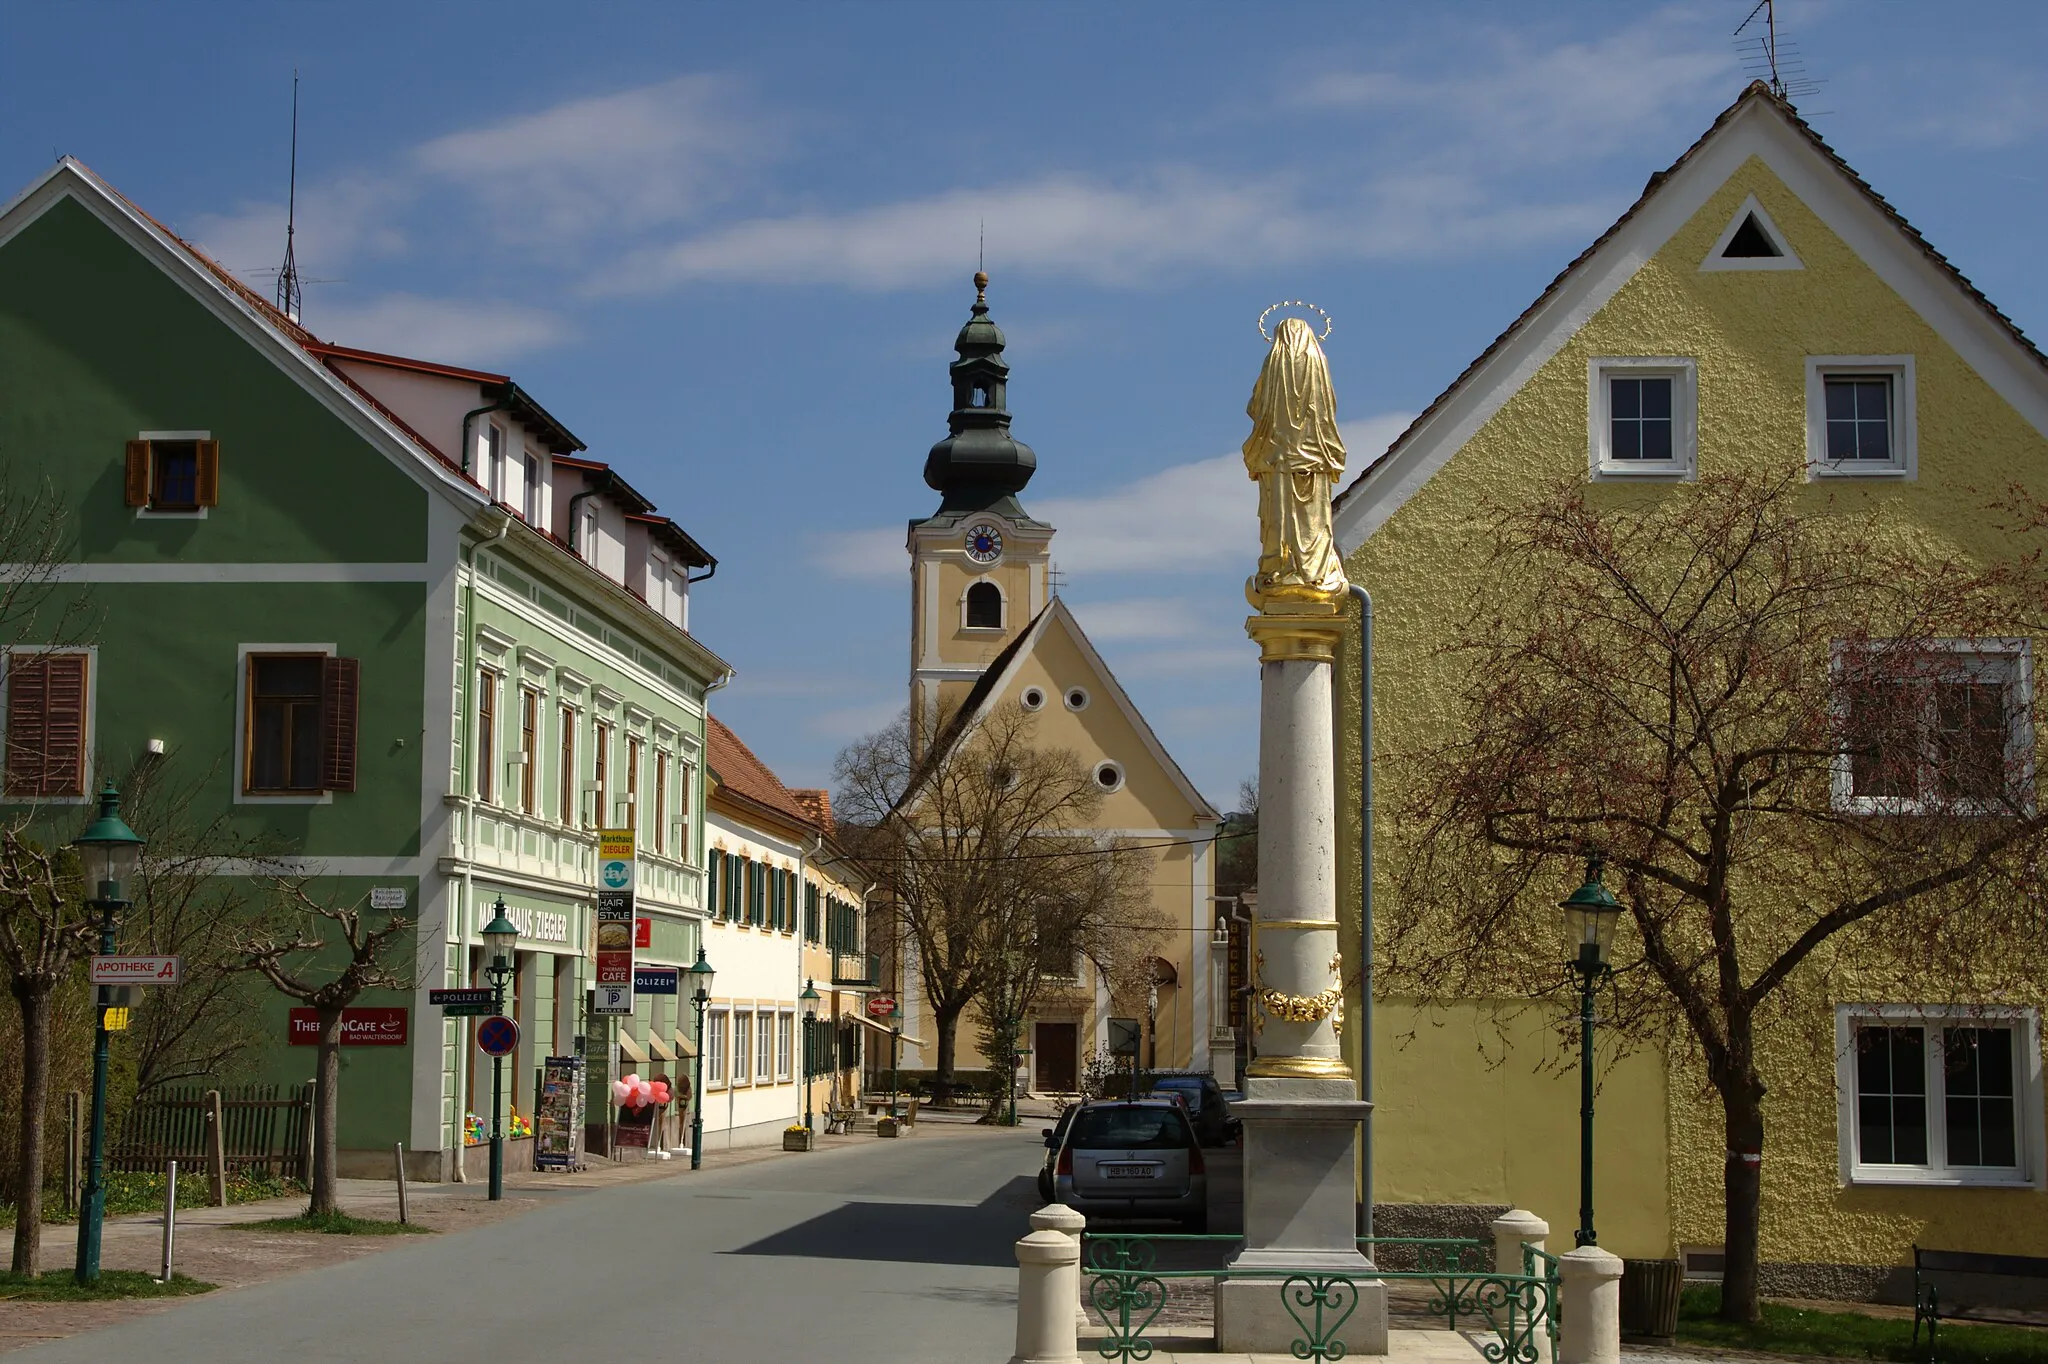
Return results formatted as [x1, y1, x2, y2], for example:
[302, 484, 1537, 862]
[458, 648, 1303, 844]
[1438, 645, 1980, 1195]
[1559, 1246, 1625, 1364]
[1011, 1225, 1082, 1364]
[1495, 1209, 1552, 1361]
[1030, 1203, 1089, 1334]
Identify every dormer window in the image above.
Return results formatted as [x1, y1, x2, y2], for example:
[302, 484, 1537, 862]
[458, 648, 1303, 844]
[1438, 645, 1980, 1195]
[484, 424, 506, 501]
[522, 452, 542, 524]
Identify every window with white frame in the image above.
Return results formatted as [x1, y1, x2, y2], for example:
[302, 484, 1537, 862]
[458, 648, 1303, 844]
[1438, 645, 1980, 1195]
[1807, 356, 1916, 478]
[777, 1011, 794, 1080]
[522, 452, 542, 525]
[1836, 1005, 2043, 1186]
[484, 424, 506, 502]
[1588, 358, 1697, 479]
[707, 1010, 728, 1088]
[757, 1012, 775, 1083]
[1834, 640, 2033, 815]
[731, 1011, 751, 1084]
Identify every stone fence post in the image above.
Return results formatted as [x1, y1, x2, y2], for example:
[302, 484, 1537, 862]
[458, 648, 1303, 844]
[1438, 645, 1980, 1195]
[1493, 1209, 1550, 1359]
[1011, 1223, 1081, 1364]
[1559, 1246, 1624, 1364]
[1030, 1203, 1089, 1332]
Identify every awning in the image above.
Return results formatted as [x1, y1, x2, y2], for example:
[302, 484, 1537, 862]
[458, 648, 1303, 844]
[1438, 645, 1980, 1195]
[648, 1034, 678, 1062]
[671, 1030, 698, 1059]
[844, 1010, 929, 1050]
[617, 1033, 649, 1064]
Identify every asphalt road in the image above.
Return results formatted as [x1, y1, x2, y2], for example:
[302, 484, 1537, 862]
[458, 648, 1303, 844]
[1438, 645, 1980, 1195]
[16, 1126, 1047, 1364]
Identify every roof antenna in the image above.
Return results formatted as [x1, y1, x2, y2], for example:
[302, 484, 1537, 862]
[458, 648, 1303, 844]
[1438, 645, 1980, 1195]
[275, 71, 303, 324]
[1734, 0, 1823, 105]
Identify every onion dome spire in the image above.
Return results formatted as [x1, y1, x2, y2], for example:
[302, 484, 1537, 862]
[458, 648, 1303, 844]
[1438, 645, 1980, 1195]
[921, 272, 1037, 517]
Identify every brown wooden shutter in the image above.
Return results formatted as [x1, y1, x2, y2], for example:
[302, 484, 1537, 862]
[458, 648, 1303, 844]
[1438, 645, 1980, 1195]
[124, 441, 151, 507]
[195, 440, 221, 507]
[320, 656, 360, 793]
[7, 653, 87, 798]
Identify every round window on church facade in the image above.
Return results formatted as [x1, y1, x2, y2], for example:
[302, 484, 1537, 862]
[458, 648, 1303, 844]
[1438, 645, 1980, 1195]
[1065, 687, 1090, 712]
[1094, 761, 1124, 793]
[1020, 687, 1046, 711]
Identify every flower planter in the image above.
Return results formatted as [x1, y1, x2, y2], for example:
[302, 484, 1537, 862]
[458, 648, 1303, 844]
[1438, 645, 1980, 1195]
[876, 1117, 900, 1139]
[782, 1130, 814, 1152]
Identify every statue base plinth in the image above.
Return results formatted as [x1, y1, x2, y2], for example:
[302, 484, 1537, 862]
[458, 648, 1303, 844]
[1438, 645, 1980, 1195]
[1217, 1094, 1387, 1355]
[1246, 599, 1344, 664]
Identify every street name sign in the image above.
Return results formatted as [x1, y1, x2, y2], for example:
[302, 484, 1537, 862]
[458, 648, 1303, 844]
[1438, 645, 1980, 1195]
[477, 1015, 521, 1057]
[430, 987, 496, 1018]
[90, 955, 181, 985]
[370, 886, 409, 910]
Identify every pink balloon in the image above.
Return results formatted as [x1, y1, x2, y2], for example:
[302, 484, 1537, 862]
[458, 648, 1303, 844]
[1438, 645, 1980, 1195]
[650, 1082, 670, 1104]
[611, 1080, 630, 1101]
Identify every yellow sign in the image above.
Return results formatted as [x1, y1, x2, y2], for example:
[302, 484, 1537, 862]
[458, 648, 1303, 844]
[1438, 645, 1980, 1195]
[103, 1007, 130, 1032]
[598, 829, 635, 859]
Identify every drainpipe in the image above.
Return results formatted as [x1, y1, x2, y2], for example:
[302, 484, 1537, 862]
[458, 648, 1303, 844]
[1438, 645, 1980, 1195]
[459, 395, 516, 478]
[1347, 581, 1375, 1241]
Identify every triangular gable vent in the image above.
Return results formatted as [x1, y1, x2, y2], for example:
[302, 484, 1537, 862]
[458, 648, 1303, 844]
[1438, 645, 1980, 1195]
[1701, 194, 1801, 272]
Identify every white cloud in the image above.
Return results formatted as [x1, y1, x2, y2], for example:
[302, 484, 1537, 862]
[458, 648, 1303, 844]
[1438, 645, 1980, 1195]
[310, 294, 572, 368]
[1065, 597, 1208, 643]
[186, 174, 411, 279]
[412, 75, 768, 249]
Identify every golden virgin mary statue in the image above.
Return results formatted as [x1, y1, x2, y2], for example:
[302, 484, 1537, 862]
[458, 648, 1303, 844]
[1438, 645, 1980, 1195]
[1244, 315, 1348, 611]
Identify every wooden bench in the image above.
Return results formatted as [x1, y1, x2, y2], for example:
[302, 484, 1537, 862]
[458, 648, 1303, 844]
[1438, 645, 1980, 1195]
[1913, 1246, 2048, 1357]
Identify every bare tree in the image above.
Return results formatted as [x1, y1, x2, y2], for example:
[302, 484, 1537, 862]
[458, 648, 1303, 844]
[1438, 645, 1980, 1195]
[237, 886, 414, 1216]
[835, 703, 1158, 1099]
[1385, 470, 2048, 1323]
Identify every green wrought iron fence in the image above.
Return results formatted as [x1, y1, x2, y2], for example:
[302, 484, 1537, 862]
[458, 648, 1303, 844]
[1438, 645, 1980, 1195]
[1080, 1232, 1557, 1364]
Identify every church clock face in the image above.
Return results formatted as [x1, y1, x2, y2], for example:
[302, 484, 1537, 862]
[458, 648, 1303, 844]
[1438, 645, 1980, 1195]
[965, 523, 1004, 564]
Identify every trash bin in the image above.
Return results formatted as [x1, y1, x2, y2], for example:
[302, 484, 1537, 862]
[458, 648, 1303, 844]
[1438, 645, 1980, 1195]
[1620, 1259, 1682, 1344]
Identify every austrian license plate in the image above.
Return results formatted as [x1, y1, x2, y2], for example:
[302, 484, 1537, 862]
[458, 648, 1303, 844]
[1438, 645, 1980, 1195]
[1101, 1163, 1158, 1180]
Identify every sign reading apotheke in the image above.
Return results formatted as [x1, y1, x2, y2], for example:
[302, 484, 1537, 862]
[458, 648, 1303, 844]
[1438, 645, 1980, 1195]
[593, 829, 635, 1014]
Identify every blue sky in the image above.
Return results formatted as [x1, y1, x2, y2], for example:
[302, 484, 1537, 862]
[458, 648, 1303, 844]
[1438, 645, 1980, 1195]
[6, 2, 2046, 807]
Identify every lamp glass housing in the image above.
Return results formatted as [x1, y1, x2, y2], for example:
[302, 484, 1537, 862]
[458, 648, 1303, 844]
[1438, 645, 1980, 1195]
[481, 899, 520, 967]
[800, 979, 820, 1020]
[73, 786, 145, 896]
[688, 947, 716, 1001]
[1561, 879, 1623, 971]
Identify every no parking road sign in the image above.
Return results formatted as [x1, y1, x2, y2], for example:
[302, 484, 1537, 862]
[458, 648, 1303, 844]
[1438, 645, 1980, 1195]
[477, 1015, 521, 1058]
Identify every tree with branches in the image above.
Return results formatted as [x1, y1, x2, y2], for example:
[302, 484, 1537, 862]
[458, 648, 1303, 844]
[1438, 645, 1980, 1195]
[835, 703, 1157, 1100]
[237, 886, 414, 1216]
[1386, 469, 2048, 1324]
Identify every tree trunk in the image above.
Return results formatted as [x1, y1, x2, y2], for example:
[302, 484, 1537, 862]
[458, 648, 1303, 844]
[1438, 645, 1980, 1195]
[1718, 1075, 1767, 1324]
[9, 980, 51, 1275]
[932, 1000, 966, 1100]
[308, 1006, 344, 1217]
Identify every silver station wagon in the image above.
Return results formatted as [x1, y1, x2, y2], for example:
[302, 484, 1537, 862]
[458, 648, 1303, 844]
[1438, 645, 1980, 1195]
[1051, 1098, 1208, 1232]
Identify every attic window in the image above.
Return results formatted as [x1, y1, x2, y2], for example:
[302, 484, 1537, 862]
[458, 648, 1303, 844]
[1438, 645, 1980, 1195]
[1723, 215, 1780, 258]
[1702, 195, 1802, 272]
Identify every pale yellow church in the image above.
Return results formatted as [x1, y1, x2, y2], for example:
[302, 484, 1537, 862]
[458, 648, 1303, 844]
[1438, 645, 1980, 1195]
[893, 276, 1224, 1095]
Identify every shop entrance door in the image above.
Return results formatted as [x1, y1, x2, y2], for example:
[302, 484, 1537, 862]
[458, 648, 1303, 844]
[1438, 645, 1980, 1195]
[1034, 1022, 1078, 1093]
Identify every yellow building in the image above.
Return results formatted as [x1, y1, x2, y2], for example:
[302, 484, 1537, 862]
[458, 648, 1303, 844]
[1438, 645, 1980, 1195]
[1332, 83, 2048, 1294]
[895, 277, 1222, 1094]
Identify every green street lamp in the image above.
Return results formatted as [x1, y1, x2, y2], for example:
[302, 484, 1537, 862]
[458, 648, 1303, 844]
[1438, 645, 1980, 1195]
[481, 896, 519, 1202]
[687, 947, 716, 1170]
[1561, 852, 1623, 1249]
[72, 784, 146, 1285]
[800, 979, 821, 1140]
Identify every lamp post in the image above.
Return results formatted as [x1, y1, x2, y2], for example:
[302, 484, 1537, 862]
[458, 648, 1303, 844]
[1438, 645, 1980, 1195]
[1561, 852, 1622, 1248]
[481, 896, 519, 1202]
[688, 947, 715, 1170]
[888, 1002, 901, 1120]
[800, 979, 820, 1138]
[72, 783, 146, 1285]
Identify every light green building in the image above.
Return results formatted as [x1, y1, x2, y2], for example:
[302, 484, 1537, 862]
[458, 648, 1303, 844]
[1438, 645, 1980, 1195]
[0, 159, 730, 1178]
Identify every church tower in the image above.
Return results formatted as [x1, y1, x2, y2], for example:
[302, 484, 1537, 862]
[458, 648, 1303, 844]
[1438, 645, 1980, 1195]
[907, 273, 1054, 735]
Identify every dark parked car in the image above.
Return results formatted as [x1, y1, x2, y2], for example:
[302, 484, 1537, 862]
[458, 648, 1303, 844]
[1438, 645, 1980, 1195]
[1051, 1098, 1208, 1232]
[1142, 1071, 1240, 1147]
[1037, 1105, 1078, 1202]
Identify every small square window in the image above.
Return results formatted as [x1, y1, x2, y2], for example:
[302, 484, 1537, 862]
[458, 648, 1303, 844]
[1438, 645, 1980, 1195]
[1589, 359, 1696, 479]
[125, 435, 218, 514]
[1808, 357, 1915, 478]
[152, 441, 201, 510]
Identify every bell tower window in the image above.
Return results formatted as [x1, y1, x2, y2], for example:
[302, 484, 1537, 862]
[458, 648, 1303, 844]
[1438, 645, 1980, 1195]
[965, 582, 1003, 629]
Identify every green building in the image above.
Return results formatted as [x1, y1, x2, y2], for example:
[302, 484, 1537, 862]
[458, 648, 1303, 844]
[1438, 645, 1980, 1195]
[0, 159, 730, 1179]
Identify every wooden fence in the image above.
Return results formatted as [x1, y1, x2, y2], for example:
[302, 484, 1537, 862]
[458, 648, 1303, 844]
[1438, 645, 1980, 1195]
[107, 1083, 312, 1183]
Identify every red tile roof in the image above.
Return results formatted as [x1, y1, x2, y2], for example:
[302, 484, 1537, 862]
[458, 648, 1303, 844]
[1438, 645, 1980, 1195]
[707, 716, 821, 833]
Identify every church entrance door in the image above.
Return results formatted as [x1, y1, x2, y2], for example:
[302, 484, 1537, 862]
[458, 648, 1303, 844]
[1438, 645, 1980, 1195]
[1034, 1021, 1078, 1093]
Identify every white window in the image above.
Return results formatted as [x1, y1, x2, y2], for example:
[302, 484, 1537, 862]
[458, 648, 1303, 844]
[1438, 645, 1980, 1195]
[707, 1010, 728, 1089]
[484, 424, 506, 501]
[731, 1011, 751, 1084]
[522, 452, 542, 525]
[757, 1013, 774, 1083]
[1588, 358, 1697, 479]
[1835, 1005, 2044, 1187]
[1807, 356, 1915, 478]
[1833, 640, 2033, 815]
[776, 1012, 794, 1080]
